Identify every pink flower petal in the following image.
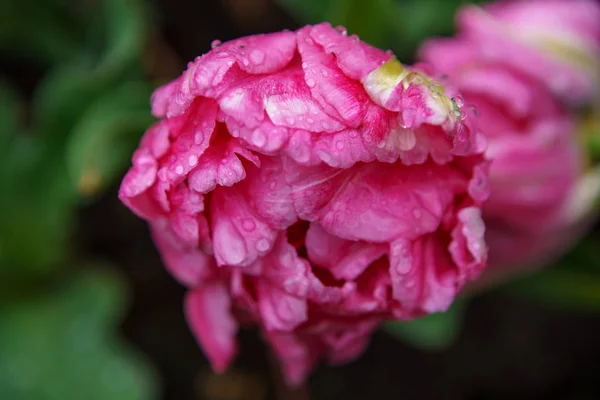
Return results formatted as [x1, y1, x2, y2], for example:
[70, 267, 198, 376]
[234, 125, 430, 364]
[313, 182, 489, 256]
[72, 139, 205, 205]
[257, 281, 308, 331]
[210, 186, 277, 267]
[305, 222, 386, 280]
[186, 282, 238, 372]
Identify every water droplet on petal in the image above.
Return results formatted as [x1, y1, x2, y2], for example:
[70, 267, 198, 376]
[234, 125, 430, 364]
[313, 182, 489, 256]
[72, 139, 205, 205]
[188, 154, 198, 167]
[306, 78, 316, 87]
[350, 34, 360, 42]
[285, 116, 296, 125]
[452, 95, 464, 108]
[269, 180, 277, 190]
[321, 69, 329, 77]
[194, 131, 204, 145]
[242, 219, 256, 231]
[256, 238, 270, 252]
[252, 129, 267, 147]
[211, 39, 222, 49]
[335, 140, 344, 150]
[175, 165, 184, 175]
[249, 49, 265, 64]
[412, 209, 421, 219]
[335, 25, 348, 36]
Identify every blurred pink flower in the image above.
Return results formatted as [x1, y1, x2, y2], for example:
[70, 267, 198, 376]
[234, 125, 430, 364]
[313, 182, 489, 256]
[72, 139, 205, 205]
[438, 0, 600, 106]
[120, 23, 489, 384]
[420, 1, 599, 282]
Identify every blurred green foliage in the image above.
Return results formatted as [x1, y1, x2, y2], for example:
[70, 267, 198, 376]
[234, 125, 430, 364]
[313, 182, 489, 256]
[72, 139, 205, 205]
[0, 0, 154, 279]
[0, 270, 157, 400]
[0, 0, 158, 397]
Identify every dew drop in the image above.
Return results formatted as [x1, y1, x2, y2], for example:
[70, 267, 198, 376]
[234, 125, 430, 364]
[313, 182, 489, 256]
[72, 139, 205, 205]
[306, 78, 316, 87]
[188, 154, 198, 167]
[269, 180, 277, 190]
[194, 131, 204, 145]
[335, 140, 344, 150]
[452, 95, 464, 108]
[249, 49, 265, 64]
[306, 117, 314, 124]
[412, 209, 422, 219]
[335, 25, 348, 36]
[242, 58, 250, 66]
[350, 34, 360, 42]
[252, 129, 267, 147]
[256, 238, 270, 252]
[242, 219, 256, 231]
[285, 116, 296, 125]
[175, 165, 184, 175]
[321, 69, 329, 77]
[302, 62, 308, 69]
[210, 39, 222, 49]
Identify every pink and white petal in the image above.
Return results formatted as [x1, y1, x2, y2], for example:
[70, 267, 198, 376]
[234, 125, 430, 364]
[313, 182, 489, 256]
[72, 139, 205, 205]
[305, 223, 386, 280]
[151, 76, 184, 118]
[317, 162, 466, 242]
[139, 120, 171, 159]
[449, 207, 487, 281]
[210, 186, 277, 267]
[284, 160, 349, 221]
[185, 282, 239, 372]
[214, 30, 297, 75]
[257, 281, 308, 332]
[309, 23, 391, 81]
[223, 116, 291, 155]
[297, 26, 368, 127]
[259, 234, 312, 297]
[157, 97, 217, 186]
[284, 129, 321, 166]
[418, 38, 479, 77]
[188, 136, 259, 194]
[322, 319, 380, 365]
[119, 148, 161, 219]
[389, 236, 458, 314]
[169, 183, 205, 214]
[151, 219, 215, 287]
[263, 331, 320, 387]
[313, 129, 374, 168]
[243, 157, 297, 229]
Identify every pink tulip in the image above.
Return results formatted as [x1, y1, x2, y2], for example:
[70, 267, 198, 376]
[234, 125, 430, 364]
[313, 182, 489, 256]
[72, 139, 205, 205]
[419, 1, 598, 281]
[444, 0, 600, 106]
[120, 23, 489, 384]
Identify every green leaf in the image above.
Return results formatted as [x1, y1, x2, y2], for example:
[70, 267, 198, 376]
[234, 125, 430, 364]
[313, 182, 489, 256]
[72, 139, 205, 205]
[383, 299, 466, 350]
[0, 268, 158, 400]
[66, 81, 154, 197]
[34, 0, 148, 144]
